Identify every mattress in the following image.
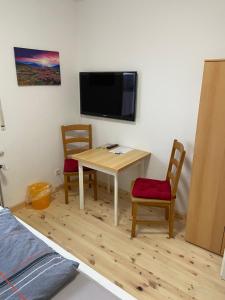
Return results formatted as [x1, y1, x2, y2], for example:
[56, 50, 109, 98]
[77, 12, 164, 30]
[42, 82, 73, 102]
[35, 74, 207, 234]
[0, 207, 135, 300]
[53, 272, 120, 300]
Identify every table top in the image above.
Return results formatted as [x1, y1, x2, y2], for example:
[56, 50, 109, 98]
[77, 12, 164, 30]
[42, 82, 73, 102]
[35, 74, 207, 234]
[72, 147, 150, 173]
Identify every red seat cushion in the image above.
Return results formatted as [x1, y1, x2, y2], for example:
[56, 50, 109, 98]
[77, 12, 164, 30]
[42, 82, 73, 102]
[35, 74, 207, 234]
[64, 159, 78, 172]
[132, 178, 171, 200]
[64, 159, 92, 173]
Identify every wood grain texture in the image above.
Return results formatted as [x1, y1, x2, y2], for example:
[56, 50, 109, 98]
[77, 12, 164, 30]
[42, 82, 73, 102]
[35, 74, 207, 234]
[185, 61, 225, 255]
[61, 124, 97, 204]
[166, 140, 186, 198]
[205, 59, 225, 62]
[14, 185, 225, 300]
[61, 124, 92, 157]
[72, 148, 150, 173]
[131, 139, 185, 239]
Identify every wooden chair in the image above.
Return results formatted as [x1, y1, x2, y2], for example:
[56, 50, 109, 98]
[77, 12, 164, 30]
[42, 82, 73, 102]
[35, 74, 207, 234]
[61, 124, 97, 204]
[131, 139, 185, 238]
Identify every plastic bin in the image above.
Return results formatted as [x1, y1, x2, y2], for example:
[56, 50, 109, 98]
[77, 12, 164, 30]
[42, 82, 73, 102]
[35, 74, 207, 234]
[27, 182, 51, 210]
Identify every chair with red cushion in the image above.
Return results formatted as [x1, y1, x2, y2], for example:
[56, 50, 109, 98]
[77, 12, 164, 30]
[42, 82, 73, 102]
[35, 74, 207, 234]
[131, 139, 185, 238]
[61, 124, 97, 204]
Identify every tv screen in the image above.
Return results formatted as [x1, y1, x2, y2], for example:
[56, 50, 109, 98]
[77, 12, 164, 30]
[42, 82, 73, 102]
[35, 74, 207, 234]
[79, 72, 137, 121]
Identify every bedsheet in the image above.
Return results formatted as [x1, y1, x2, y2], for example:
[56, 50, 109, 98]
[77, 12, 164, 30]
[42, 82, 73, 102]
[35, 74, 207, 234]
[0, 208, 78, 300]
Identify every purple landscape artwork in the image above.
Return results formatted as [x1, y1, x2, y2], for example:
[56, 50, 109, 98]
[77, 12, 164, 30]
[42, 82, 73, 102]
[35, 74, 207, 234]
[14, 47, 61, 86]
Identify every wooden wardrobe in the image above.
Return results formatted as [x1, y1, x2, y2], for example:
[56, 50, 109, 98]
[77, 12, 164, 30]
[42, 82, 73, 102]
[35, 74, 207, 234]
[185, 59, 225, 256]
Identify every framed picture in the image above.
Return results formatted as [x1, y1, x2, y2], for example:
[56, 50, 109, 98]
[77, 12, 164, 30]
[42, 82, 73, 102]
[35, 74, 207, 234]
[14, 47, 61, 86]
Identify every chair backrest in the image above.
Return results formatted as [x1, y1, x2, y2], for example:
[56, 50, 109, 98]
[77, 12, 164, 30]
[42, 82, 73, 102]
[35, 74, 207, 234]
[61, 124, 92, 159]
[166, 139, 186, 198]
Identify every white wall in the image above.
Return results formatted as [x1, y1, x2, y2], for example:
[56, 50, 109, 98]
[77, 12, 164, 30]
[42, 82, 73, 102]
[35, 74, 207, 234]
[74, 0, 225, 213]
[0, 0, 79, 206]
[2, 0, 225, 212]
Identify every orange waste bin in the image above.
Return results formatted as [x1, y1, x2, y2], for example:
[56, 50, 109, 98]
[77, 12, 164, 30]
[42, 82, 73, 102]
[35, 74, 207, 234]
[28, 182, 51, 210]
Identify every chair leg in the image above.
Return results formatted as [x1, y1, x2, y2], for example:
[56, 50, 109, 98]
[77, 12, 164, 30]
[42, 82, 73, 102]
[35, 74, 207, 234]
[67, 176, 71, 190]
[131, 202, 138, 238]
[168, 201, 175, 238]
[64, 175, 69, 204]
[165, 207, 169, 220]
[93, 172, 97, 201]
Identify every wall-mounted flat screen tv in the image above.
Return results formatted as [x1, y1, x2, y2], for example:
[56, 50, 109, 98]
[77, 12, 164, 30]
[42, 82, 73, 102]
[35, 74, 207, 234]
[79, 71, 137, 121]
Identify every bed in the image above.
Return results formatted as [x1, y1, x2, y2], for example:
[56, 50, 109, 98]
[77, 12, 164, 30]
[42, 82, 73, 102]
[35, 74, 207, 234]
[0, 207, 135, 300]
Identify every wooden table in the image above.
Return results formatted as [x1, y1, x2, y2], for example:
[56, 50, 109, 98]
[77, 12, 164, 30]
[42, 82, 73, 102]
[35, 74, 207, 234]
[72, 147, 150, 226]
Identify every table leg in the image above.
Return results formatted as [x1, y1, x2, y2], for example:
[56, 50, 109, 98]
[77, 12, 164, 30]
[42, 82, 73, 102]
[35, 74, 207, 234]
[114, 174, 118, 226]
[107, 175, 111, 193]
[78, 162, 84, 209]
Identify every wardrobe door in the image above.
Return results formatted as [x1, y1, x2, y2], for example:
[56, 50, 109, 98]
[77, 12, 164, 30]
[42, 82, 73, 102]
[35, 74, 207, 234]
[185, 60, 225, 255]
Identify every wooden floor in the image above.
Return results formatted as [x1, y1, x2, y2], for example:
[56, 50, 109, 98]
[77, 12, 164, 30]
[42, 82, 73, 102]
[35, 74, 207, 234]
[14, 185, 225, 300]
